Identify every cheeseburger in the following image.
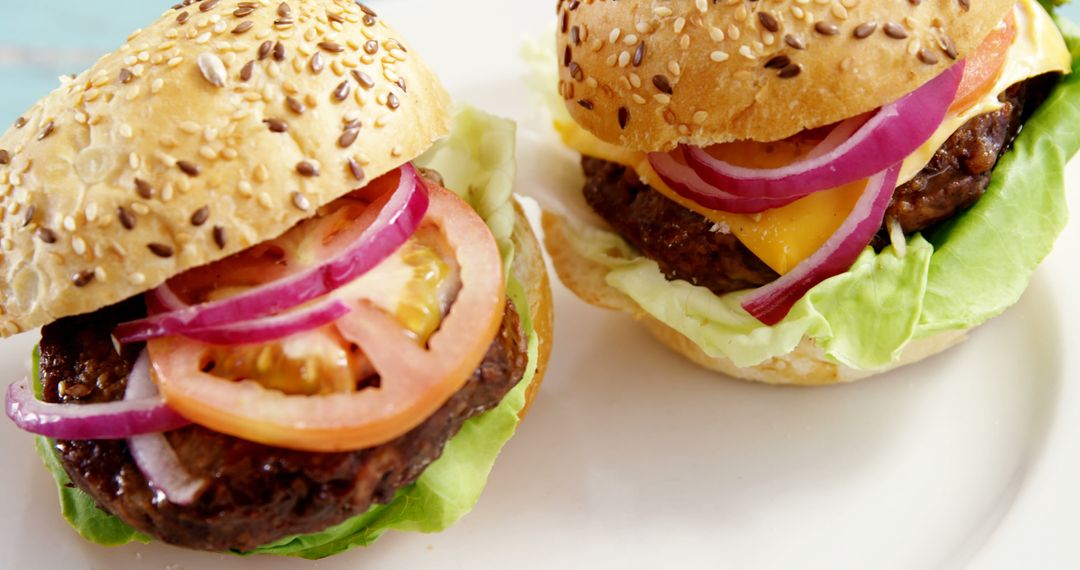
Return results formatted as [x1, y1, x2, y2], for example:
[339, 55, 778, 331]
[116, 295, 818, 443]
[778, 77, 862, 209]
[0, 0, 551, 557]
[543, 0, 1078, 384]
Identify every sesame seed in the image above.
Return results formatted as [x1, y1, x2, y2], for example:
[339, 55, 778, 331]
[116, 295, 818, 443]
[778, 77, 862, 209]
[72, 237, 87, 256]
[258, 40, 273, 60]
[764, 55, 791, 69]
[940, 34, 958, 60]
[72, 270, 95, 287]
[151, 78, 165, 93]
[63, 216, 76, 232]
[652, 74, 674, 94]
[132, 203, 150, 216]
[296, 161, 319, 177]
[38, 121, 55, 141]
[310, 52, 325, 74]
[290, 191, 311, 211]
[190, 205, 209, 226]
[37, 227, 57, 244]
[883, 22, 907, 39]
[348, 158, 365, 181]
[758, 12, 780, 33]
[339, 127, 360, 148]
[917, 48, 940, 65]
[148, 243, 174, 258]
[854, 22, 877, 38]
[134, 178, 154, 199]
[617, 107, 630, 129]
[239, 60, 255, 82]
[617, 51, 631, 67]
[778, 63, 803, 78]
[814, 22, 839, 36]
[286, 96, 306, 114]
[333, 80, 352, 101]
[264, 118, 288, 133]
[118, 206, 136, 230]
[710, 50, 730, 62]
[213, 225, 226, 249]
[352, 69, 375, 89]
[177, 161, 200, 177]
[692, 111, 708, 124]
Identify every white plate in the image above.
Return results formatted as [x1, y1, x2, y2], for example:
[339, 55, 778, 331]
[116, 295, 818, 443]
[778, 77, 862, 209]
[1, 1, 1078, 568]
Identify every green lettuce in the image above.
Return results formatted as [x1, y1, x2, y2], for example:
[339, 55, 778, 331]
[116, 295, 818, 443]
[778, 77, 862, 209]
[554, 18, 1080, 372]
[35, 106, 541, 558]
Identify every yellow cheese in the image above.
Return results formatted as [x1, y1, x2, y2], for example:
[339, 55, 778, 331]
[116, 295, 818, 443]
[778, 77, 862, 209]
[555, 0, 1070, 275]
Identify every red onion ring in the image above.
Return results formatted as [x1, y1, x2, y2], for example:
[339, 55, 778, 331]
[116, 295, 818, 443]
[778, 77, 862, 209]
[114, 164, 428, 344]
[741, 163, 903, 325]
[146, 284, 351, 345]
[125, 351, 206, 506]
[4, 371, 190, 440]
[678, 62, 964, 201]
[648, 148, 801, 213]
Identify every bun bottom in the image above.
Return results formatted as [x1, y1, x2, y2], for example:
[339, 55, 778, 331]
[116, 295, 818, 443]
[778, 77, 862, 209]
[542, 211, 967, 386]
[512, 202, 554, 415]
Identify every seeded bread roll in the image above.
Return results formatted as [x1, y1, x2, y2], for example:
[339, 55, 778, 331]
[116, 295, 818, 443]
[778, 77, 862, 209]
[0, 0, 449, 336]
[556, 0, 1014, 151]
[542, 210, 966, 385]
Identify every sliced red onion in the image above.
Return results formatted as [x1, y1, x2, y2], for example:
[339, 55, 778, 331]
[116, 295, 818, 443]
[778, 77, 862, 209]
[125, 351, 206, 506]
[741, 163, 902, 325]
[648, 149, 801, 213]
[180, 297, 351, 345]
[678, 62, 964, 201]
[4, 369, 189, 440]
[146, 284, 186, 313]
[114, 164, 428, 344]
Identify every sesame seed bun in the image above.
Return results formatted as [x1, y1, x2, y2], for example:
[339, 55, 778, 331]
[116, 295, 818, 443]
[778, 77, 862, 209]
[542, 210, 967, 385]
[556, 0, 1015, 150]
[0, 0, 450, 336]
[510, 201, 554, 418]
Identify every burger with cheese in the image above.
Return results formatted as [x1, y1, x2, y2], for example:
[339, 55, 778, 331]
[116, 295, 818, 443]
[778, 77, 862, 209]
[541, 0, 1079, 384]
[0, 0, 551, 557]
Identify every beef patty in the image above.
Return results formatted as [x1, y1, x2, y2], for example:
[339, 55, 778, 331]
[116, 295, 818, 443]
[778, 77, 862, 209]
[582, 76, 1053, 297]
[40, 296, 528, 552]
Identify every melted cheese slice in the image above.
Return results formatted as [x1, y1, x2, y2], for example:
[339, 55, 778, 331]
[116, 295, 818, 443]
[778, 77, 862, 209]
[555, 0, 1070, 275]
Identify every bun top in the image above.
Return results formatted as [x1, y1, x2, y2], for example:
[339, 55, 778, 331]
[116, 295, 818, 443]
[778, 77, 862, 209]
[0, 0, 450, 336]
[557, 0, 1015, 151]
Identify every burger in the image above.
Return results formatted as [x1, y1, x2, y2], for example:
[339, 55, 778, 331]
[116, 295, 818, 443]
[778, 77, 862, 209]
[541, 0, 1078, 384]
[0, 0, 552, 557]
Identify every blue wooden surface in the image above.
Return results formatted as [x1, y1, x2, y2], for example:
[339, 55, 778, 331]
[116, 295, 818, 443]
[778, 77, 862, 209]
[0, 1, 1077, 125]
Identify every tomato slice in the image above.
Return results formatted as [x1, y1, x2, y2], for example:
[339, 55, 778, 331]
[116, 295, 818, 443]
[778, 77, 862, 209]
[148, 181, 506, 452]
[950, 11, 1016, 113]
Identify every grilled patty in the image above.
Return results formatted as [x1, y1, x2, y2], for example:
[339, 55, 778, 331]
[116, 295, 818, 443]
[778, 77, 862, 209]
[582, 76, 1053, 297]
[40, 296, 527, 552]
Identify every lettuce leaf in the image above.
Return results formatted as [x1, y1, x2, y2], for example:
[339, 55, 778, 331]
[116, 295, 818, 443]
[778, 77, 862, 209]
[36, 106, 541, 558]
[552, 18, 1080, 372]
